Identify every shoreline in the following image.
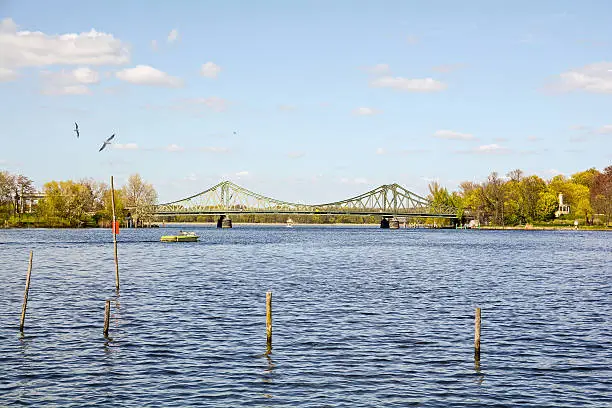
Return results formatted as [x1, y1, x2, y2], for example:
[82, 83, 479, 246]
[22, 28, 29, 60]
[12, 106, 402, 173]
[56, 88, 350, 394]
[157, 222, 610, 230]
[2, 222, 610, 231]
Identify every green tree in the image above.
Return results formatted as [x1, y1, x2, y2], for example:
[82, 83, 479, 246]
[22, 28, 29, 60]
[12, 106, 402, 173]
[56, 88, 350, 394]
[482, 172, 506, 225]
[536, 191, 558, 221]
[503, 179, 522, 225]
[521, 175, 547, 221]
[38, 180, 103, 227]
[459, 181, 485, 223]
[571, 168, 600, 189]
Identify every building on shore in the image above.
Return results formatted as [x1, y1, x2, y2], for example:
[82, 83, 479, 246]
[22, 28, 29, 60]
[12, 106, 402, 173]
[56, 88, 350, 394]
[555, 193, 570, 218]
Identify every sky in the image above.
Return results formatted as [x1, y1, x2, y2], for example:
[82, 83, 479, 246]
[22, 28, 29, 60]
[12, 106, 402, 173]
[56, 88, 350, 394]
[0, 0, 611, 204]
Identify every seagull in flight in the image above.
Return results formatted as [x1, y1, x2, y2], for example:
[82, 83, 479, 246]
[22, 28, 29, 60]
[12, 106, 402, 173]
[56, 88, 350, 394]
[99, 134, 115, 152]
[74, 122, 79, 138]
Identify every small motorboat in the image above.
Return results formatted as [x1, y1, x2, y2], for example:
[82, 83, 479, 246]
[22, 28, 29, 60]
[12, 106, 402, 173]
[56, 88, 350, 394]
[160, 231, 199, 242]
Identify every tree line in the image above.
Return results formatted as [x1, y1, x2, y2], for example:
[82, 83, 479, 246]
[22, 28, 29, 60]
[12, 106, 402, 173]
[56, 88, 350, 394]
[0, 173, 157, 228]
[428, 166, 612, 226]
[1, 165, 611, 228]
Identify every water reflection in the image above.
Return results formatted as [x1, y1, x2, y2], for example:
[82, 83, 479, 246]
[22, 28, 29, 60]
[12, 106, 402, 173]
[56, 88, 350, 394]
[474, 357, 485, 385]
[18, 333, 31, 355]
[260, 353, 275, 399]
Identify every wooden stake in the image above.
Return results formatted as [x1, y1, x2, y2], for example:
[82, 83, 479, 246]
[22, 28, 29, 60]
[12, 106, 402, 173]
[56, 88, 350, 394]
[474, 307, 481, 360]
[19, 251, 33, 332]
[103, 300, 111, 337]
[111, 176, 119, 291]
[265, 291, 272, 354]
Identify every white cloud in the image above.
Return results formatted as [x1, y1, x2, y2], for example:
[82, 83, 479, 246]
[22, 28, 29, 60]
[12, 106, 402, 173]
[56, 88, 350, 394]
[72, 67, 100, 84]
[116, 65, 182, 87]
[370, 76, 446, 92]
[39, 67, 101, 95]
[0, 18, 129, 72]
[113, 143, 138, 150]
[363, 64, 391, 75]
[596, 124, 612, 134]
[200, 62, 221, 78]
[0, 67, 18, 82]
[167, 29, 179, 43]
[166, 144, 184, 152]
[376, 147, 385, 155]
[287, 151, 305, 158]
[353, 107, 380, 116]
[471, 144, 511, 154]
[433, 129, 475, 140]
[527, 135, 541, 142]
[553, 62, 612, 93]
[235, 171, 249, 177]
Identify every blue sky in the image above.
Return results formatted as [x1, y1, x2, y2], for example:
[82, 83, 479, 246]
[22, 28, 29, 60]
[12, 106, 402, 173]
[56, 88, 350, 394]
[1, 0, 611, 203]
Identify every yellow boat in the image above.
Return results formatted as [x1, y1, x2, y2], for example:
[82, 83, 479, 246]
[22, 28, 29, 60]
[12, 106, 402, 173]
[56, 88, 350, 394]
[160, 231, 199, 242]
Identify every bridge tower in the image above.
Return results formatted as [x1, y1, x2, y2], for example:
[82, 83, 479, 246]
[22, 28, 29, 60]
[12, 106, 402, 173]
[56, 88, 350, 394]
[216, 184, 233, 228]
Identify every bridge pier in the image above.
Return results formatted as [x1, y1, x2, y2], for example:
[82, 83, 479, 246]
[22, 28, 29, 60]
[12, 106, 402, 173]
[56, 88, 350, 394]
[381, 217, 400, 229]
[217, 215, 232, 228]
[389, 218, 400, 229]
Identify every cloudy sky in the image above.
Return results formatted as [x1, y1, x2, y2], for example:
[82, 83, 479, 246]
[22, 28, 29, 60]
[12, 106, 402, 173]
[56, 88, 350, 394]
[1, 0, 611, 203]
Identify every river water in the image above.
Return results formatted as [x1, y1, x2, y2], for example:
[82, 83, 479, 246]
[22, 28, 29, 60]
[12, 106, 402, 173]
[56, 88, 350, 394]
[0, 226, 610, 407]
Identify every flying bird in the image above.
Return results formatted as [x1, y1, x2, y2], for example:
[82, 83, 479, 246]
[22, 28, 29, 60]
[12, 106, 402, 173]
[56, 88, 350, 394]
[74, 122, 79, 138]
[99, 134, 115, 152]
[233, 131, 238, 135]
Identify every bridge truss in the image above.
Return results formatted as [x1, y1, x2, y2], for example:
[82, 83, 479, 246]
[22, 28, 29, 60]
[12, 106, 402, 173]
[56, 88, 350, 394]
[154, 181, 457, 218]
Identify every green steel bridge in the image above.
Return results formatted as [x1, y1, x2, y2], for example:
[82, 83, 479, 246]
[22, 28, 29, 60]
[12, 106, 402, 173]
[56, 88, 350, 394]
[153, 181, 458, 221]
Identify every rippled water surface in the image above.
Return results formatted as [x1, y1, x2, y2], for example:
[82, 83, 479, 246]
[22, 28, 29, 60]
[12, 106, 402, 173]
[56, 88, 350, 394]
[0, 226, 610, 407]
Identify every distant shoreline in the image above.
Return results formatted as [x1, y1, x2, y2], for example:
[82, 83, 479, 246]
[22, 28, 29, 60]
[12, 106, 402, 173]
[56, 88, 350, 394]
[157, 221, 379, 227]
[156, 222, 610, 230]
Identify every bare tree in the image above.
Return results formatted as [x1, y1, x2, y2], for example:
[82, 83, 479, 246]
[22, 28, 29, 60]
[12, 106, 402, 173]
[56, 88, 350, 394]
[121, 174, 158, 226]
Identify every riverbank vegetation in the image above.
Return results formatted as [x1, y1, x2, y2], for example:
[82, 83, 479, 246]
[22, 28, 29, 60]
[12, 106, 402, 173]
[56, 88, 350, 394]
[1, 165, 610, 228]
[0, 173, 156, 228]
[426, 166, 611, 227]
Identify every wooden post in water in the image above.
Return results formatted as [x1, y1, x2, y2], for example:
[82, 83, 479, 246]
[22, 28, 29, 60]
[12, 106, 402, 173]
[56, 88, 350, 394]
[19, 251, 33, 332]
[110, 176, 119, 291]
[265, 291, 272, 354]
[103, 300, 111, 337]
[474, 307, 481, 360]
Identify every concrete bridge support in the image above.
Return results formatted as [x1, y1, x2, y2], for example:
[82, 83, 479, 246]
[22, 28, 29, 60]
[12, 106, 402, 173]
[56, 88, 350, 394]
[217, 215, 233, 228]
[380, 217, 400, 229]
